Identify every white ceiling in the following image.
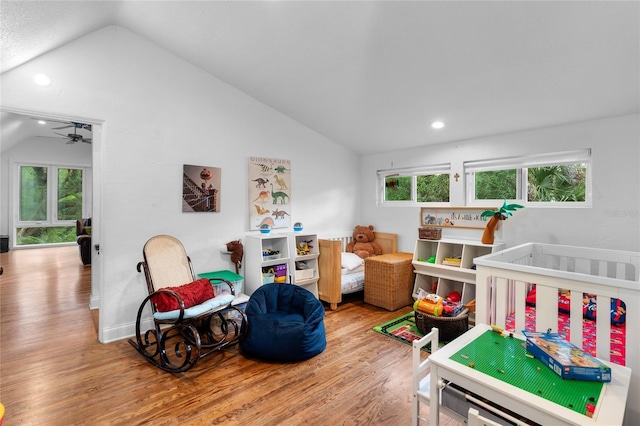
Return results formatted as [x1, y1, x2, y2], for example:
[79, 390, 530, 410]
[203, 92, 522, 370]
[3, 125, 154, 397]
[1, 0, 638, 155]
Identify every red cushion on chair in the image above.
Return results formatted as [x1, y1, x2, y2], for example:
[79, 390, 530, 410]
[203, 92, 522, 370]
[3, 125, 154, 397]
[152, 278, 215, 312]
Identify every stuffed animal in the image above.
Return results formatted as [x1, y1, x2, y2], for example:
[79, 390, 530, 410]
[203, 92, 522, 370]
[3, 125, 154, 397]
[345, 225, 383, 259]
[226, 240, 243, 274]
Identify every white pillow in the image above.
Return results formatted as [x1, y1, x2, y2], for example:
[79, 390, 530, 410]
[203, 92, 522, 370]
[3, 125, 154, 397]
[341, 252, 364, 271]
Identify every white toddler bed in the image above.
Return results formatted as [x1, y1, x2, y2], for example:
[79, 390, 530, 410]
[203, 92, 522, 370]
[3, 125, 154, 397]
[474, 242, 639, 425]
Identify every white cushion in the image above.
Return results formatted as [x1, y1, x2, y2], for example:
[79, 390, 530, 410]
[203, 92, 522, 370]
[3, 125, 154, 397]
[153, 294, 234, 320]
[341, 252, 364, 271]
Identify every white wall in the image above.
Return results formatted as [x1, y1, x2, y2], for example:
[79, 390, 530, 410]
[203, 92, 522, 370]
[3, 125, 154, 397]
[361, 114, 640, 253]
[0, 26, 360, 342]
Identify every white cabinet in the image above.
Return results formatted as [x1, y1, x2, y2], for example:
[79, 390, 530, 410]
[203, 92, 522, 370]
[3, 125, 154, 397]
[287, 232, 320, 298]
[412, 238, 504, 321]
[244, 234, 291, 295]
[244, 232, 320, 298]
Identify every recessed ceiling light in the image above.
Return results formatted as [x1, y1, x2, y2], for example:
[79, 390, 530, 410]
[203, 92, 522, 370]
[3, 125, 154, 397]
[37, 120, 46, 125]
[431, 121, 445, 129]
[34, 73, 52, 87]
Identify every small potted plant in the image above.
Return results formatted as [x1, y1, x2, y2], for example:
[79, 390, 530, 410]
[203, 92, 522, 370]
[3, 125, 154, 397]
[480, 199, 523, 244]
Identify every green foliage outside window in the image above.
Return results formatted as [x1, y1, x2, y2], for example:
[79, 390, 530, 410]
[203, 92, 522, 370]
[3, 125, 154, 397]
[385, 173, 450, 203]
[58, 168, 83, 220]
[417, 174, 449, 202]
[17, 165, 84, 246]
[20, 166, 48, 221]
[474, 165, 586, 202]
[527, 165, 586, 202]
[385, 176, 411, 201]
[475, 169, 517, 200]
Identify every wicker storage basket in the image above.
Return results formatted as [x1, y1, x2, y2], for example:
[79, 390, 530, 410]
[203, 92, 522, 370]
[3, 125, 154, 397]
[419, 227, 442, 240]
[414, 308, 469, 342]
[364, 252, 414, 311]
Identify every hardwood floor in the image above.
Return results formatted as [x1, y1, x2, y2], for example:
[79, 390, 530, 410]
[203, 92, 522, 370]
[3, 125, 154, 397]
[0, 246, 457, 425]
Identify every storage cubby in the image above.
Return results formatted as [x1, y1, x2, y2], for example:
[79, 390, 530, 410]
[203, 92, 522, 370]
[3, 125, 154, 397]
[287, 232, 320, 297]
[244, 234, 291, 295]
[412, 238, 505, 323]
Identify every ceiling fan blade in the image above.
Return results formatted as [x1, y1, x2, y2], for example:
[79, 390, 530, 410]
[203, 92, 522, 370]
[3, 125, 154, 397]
[51, 125, 73, 130]
[37, 135, 67, 140]
[82, 138, 93, 143]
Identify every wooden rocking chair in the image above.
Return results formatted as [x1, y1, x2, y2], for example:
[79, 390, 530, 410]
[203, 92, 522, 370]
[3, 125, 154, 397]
[128, 235, 246, 373]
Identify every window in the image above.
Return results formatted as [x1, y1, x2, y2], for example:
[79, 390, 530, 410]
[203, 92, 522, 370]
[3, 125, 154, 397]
[15, 164, 88, 246]
[378, 164, 451, 205]
[465, 149, 591, 207]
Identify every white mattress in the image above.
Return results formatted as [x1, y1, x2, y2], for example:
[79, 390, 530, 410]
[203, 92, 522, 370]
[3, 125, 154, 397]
[341, 270, 365, 294]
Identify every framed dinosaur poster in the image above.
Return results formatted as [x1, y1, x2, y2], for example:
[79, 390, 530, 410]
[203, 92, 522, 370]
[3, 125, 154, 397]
[183, 164, 221, 212]
[248, 157, 291, 230]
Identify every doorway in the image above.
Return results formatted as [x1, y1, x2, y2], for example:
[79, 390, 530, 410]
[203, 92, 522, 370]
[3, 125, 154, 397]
[0, 107, 103, 334]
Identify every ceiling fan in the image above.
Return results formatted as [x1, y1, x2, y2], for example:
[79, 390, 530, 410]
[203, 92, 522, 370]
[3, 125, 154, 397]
[39, 127, 92, 144]
[31, 118, 92, 132]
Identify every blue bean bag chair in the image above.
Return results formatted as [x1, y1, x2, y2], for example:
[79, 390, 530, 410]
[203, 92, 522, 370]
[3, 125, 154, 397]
[241, 283, 326, 362]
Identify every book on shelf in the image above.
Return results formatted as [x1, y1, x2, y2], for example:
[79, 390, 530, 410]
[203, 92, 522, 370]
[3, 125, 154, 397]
[442, 257, 462, 267]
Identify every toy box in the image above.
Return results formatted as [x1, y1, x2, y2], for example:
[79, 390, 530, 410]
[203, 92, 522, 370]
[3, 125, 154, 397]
[523, 331, 611, 382]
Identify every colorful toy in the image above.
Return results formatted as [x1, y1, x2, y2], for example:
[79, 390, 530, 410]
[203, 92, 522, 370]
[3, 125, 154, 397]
[414, 293, 444, 316]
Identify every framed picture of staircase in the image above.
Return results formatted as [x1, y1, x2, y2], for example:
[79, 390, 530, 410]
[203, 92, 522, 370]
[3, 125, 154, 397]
[182, 164, 221, 212]
[248, 157, 291, 230]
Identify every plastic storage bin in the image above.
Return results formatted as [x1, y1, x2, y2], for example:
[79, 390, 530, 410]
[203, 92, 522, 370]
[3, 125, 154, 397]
[198, 270, 244, 295]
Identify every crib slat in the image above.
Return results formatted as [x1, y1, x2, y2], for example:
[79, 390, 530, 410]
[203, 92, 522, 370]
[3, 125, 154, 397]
[595, 295, 612, 362]
[535, 285, 557, 333]
[569, 290, 583, 348]
[494, 277, 508, 328]
[513, 280, 527, 333]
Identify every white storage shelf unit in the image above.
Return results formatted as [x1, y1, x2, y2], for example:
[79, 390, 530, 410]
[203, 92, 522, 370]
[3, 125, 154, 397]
[412, 238, 505, 310]
[244, 234, 290, 295]
[288, 232, 320, 298]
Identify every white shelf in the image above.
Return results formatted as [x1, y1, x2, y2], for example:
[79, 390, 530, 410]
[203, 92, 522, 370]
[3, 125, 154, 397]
[244, 233, 291, 295]
[412, 238, 504, 322]
[244, 232, 320, 298]
[287, 232, 320, 298]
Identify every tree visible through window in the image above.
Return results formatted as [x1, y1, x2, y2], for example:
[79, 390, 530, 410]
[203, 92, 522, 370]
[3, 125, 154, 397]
[466, 150, 590, 206]
[17, 165, 84, 246]
[382, 167, 450, 204]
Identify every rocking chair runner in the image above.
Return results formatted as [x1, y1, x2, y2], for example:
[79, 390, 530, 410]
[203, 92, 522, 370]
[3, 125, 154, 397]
[128, 235, 247, 373]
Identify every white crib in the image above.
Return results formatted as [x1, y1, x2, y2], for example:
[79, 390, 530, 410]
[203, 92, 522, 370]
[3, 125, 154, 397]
[475, 242, 639, 425]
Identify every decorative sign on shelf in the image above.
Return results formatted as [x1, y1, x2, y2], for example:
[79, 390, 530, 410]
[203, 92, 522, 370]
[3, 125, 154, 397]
[420, 207, 495, 230]
[248, 157, 292, 230]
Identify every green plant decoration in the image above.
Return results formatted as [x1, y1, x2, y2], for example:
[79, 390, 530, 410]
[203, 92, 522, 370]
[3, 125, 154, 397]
[480, 199, 524, 244]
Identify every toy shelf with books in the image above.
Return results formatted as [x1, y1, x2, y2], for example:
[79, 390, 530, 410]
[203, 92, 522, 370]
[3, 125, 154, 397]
[412, 238, 504, 323]
[287, 232, 320, 298]
[244, 233, 290, 295]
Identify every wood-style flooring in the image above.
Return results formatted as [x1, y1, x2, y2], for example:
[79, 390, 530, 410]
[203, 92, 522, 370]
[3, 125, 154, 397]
[0, 246, 458, 425]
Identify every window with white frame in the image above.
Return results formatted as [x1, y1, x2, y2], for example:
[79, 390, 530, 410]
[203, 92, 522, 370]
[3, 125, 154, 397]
[465, 149, 591, 207]
[378, 163, 451, 205]
[14, 163, 90, 246]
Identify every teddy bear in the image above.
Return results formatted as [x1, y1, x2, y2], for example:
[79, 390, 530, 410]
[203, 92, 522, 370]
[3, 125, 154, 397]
[346, 225, 383, 259]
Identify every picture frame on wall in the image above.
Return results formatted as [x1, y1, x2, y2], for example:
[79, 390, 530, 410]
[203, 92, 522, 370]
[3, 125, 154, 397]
[182, 164, 221, 212]
[420, 207, 494, 230]
[248, 157, 291, 230]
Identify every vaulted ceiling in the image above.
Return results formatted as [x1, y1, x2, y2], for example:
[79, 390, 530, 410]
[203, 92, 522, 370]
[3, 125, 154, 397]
[1, 0, 638, 155]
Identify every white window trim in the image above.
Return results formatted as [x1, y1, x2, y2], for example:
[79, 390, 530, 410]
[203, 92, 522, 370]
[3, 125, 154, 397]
[12, 161, 91, 246]
[465, 149, 592, 208]
[377, 163, 451, 206]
